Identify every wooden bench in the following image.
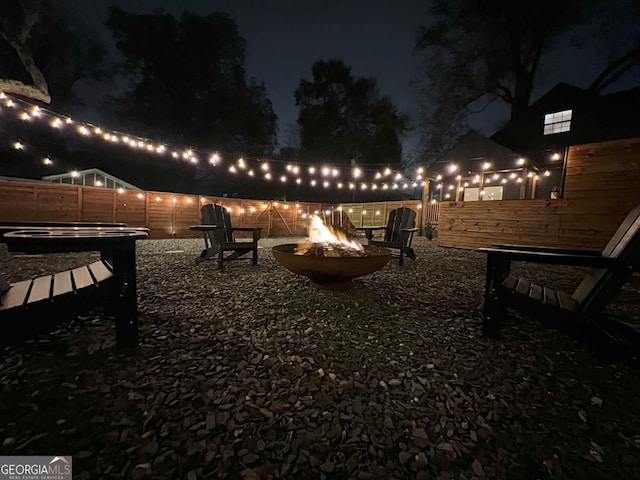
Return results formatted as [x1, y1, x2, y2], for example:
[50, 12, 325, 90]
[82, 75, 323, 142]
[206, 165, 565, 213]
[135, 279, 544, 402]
[0, 259, 114, 345]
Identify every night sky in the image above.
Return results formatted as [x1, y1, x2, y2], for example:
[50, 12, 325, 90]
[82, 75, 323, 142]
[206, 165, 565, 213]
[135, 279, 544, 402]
[58, 0, 638, 157]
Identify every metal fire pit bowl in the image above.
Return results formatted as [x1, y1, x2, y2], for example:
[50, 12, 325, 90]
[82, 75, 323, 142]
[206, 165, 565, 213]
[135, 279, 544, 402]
[272, 243, 392, 291]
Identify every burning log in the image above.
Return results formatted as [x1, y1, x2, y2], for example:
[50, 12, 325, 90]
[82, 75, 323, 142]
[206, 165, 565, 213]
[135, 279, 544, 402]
[294, 241, 369, 257]
[294, 214, 369, 257]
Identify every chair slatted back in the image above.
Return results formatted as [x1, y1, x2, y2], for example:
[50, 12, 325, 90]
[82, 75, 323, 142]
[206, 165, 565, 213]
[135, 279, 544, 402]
[385, 208, 416, 244]
[201, 203, 235, 244]
[572, 204, 640, 312]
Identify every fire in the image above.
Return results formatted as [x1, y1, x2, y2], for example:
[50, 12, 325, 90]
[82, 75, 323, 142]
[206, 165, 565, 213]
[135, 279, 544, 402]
[295, 215, 364, 256]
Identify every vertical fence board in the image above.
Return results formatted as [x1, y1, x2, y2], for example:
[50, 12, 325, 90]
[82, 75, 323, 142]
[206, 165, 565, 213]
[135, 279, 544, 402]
[0, 183, 37, 220]
[81, 188, 117, 223]
[35, 185, 80, 222]
[116, 190, 147, 227]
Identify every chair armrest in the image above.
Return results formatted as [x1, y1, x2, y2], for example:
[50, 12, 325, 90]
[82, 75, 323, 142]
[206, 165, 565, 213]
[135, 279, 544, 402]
[356, 226, 387, 231]
[189, 224, 219, 231]
[402, 228, 418, 233]
[356, 226, 386, 240]
[479, 247, 639, 270]
[490, 244, 600, 256]
[230, 227, 262, 242]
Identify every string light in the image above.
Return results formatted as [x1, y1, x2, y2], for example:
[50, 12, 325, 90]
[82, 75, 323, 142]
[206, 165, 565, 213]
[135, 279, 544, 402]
[0, 92, 555, 197]
[2, 93, 418, 190]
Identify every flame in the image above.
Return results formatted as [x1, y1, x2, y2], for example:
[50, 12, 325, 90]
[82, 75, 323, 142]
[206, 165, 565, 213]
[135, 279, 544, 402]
[305, 215, 364, 251]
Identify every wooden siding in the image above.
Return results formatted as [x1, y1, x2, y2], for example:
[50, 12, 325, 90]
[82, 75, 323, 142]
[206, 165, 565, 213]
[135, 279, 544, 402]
[437, 137, 640, 250]
[437, 200, 564, 249]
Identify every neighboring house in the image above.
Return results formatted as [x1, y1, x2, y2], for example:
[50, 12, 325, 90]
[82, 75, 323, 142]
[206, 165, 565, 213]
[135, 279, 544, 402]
[491, 83, 640, 155]
[429, 82, 640, 202]
[41, 168, 141, 191]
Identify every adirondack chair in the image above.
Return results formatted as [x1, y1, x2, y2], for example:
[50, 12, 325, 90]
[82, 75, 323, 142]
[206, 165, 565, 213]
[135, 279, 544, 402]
[191, 203, 262, 270]
[0, 260, 114, 345]
[357, 207, 418, 265]
[480, 204, 640, 361]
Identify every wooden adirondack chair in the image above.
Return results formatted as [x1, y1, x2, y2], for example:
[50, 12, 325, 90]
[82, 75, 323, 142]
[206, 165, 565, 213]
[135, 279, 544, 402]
[0, 260, 114, 345]
[357, 207, 418, 265]
[480, 204, 640, 361]
[191, 203, 262, 270]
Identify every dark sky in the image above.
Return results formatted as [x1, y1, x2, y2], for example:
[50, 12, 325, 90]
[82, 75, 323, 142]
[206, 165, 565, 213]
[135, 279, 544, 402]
[61, 0, 429, 153]
[59, 0, 638, 157]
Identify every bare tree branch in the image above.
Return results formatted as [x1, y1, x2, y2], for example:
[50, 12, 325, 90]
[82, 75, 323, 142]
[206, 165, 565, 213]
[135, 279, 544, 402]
[0, 1, 51, 103]
[0, 79, 51, 103]
[588, 45, 640, 94]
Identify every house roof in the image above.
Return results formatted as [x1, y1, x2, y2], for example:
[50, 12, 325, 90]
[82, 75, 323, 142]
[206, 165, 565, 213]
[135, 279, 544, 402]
[490, 82, 640, 154]
[41, 168, 141, 190]
[431, 130, 518, 173]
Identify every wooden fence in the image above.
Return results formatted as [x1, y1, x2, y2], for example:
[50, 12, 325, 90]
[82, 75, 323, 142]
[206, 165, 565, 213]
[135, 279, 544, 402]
[3, 137, 634, 250]
[0, 178, 432, 239]
[436, 137, 640, 250]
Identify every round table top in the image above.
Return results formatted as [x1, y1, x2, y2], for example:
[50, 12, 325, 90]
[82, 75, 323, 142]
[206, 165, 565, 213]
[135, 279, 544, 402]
[5, 228, 149, 240]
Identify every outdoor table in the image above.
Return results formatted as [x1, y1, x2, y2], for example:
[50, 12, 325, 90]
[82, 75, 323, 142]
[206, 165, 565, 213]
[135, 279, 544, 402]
[4, 228, 148, 348]
[0, 224, 146, 242]
[0, 221, 127, 227]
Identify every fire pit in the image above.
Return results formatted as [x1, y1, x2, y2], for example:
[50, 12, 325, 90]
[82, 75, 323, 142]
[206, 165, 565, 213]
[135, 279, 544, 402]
[272, 215, 391, 290]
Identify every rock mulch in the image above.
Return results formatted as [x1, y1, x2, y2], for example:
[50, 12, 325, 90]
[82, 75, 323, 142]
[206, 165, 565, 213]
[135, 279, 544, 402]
[1, 237, 640, 479]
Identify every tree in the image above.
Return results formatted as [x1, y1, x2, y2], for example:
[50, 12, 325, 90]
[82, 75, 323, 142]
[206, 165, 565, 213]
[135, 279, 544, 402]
[0, 0, 107, 105]
[587, 1, 640, 93]
[294, 59, 408, 166]
[0, 0, 52, 102]
[105, 7, 277, 157]
[413, 0, 608, 164]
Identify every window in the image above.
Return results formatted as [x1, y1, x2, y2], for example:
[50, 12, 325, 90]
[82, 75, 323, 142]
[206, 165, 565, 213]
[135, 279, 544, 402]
[544, 109, 572, 135]
[463, 186, 503, 201]
[463, 187, 479, 201]
[482, 186, 503, 201]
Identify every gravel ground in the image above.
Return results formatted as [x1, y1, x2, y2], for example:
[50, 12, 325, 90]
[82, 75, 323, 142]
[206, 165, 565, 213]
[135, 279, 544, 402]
[1, 236, 640, 479]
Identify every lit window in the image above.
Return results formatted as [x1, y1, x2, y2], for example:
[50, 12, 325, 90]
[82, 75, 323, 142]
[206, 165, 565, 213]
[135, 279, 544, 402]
[544, 109, 572, 135]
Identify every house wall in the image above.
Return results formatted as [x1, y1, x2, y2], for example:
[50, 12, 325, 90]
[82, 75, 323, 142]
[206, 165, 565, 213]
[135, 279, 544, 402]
[437, 137, 640, 249]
